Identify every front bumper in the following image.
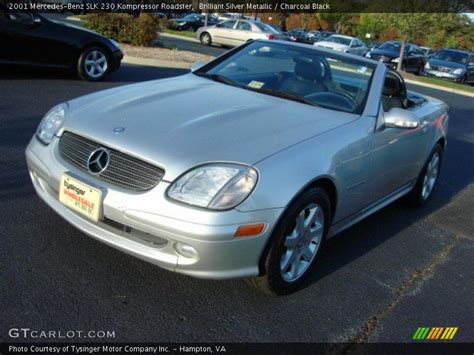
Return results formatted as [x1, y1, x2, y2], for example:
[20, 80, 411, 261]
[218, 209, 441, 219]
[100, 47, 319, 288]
[25, 136, 284, 279]
[423, 69, 462, 82]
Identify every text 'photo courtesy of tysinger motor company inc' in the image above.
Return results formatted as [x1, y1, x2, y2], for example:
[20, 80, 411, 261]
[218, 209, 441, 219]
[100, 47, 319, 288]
[1, 0, 473, 354]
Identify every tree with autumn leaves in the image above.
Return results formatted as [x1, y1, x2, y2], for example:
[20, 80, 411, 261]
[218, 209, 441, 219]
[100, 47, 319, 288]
[260, 12, 473, 50]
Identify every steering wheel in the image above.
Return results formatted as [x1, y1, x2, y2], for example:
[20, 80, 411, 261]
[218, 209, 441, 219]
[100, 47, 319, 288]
[305, 92, 357, 112]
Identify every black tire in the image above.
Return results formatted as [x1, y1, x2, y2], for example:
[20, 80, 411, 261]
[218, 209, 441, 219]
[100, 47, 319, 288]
[407, 144, 443, 207]
[416, 64, 423, 76]
[186, 25, 195, 32]
[248, 187, 332, 295]
[77, 47, 109, 81]
[460, 75, 467, 85]
[200, 32, 212, 46]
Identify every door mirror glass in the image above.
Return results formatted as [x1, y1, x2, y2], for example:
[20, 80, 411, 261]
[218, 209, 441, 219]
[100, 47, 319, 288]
[384, 108, 419, 129]
[191, 61, 206, 72]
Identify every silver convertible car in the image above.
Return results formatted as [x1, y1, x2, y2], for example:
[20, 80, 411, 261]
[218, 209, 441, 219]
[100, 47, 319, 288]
[26, 40, 449, 295]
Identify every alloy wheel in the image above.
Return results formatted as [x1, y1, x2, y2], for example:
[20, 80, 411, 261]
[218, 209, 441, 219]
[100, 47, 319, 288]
[280, 203, 324, 282]
[421, 151, 440, 200]
[84, 50, 108, 79]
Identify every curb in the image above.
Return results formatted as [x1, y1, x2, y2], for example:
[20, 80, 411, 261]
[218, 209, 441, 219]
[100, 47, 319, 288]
[160, 32, 200, 43]
[122, 55, 191, 69]
[405, 78, 474, 98]
[66, 16, 82, 22]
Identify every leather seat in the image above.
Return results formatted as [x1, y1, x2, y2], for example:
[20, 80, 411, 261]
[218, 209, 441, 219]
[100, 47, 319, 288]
[382, 72, 407, 111]
[279, 60, 327, 96]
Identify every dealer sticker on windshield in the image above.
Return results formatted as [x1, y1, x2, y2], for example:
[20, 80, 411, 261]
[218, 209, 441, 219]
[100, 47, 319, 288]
[247, 81, 265, 89]
[59, 174, 102, 222]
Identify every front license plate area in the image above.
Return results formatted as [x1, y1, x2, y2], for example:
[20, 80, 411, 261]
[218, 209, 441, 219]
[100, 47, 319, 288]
[59, 174, 102, 222]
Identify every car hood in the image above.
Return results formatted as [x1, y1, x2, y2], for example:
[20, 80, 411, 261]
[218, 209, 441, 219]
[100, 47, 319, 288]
[314, 41, 350, 50]
[49, 18, 103, 37]
[63, 74, 358, 181]
[371, 49, 399, 58]
[428, 59, 465, 70]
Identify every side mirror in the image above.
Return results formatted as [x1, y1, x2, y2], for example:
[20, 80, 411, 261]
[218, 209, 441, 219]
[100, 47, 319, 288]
[384, 108, 419, 129]
[190, 61, 206, 72]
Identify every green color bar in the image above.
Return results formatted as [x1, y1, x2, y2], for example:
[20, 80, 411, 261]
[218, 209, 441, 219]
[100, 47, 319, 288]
[420, 327, 431, 339]
[413, 327, 423, 340]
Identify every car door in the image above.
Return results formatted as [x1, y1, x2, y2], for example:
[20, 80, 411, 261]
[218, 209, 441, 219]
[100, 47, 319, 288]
[0, 11, 39, 63]
[0, 12, 69, 66]
[234, 20, 253, 44]
[367, 72, 431, 203]
[349, 39, 365, 56]
[466, 55, 474, 83]
[211, 20, 237, 46]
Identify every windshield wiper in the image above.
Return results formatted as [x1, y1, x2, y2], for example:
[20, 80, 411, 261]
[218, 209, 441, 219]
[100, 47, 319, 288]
[194, 72, 240, 87]
[243, 86, 319, 107]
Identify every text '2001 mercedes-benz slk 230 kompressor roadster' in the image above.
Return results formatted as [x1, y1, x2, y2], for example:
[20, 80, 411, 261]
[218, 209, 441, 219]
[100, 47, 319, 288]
[26, 40, 449, 295]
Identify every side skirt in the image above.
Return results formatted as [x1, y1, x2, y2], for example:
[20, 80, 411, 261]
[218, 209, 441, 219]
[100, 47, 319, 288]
[327, 181, 415, 239]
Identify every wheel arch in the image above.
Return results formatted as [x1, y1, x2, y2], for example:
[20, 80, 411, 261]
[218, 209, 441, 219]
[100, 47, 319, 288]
[257, 175, 338, 276]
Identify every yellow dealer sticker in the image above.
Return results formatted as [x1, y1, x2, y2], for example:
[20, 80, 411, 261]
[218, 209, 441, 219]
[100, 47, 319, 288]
[59, 174, 102, 222]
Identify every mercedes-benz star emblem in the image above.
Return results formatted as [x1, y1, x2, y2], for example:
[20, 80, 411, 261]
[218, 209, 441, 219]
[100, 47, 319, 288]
[113, 127, 125, 133]
[87, 148, 110, 175]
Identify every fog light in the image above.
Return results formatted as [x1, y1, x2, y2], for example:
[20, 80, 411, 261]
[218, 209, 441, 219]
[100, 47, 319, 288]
[174, 242, 198, 259]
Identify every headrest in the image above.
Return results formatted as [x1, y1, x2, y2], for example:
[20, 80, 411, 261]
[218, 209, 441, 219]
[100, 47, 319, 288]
[293, 57, 322, 82]
[383, 75, 400, 96]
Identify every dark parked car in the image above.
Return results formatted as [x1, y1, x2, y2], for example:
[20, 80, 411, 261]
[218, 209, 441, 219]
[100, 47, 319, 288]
[366, 41, 425, 74]
[170, 14, 219, 32]
[0, 6, 123, 81]
[287, 30, 313, 44]
[424, 49, 474, 84]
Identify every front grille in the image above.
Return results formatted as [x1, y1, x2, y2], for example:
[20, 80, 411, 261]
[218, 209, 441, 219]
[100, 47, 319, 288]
[431, 65, 451, 73]
[58, 131, 164, 191]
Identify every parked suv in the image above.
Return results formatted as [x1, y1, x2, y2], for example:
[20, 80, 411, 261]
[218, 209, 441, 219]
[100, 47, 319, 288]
[424, 49, 474, 84]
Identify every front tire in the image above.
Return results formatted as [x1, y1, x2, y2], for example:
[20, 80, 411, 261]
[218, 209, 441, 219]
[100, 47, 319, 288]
[77, 47, 109, 81]
[249, 187, 331, 295]
[407, 144, 443, 206]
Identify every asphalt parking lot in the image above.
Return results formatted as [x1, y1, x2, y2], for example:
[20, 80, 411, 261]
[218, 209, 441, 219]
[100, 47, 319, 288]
[0, 64, 473, 344]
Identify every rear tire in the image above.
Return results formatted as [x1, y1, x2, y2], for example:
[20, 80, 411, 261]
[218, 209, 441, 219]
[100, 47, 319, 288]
[77, 47, 109, 81]
[200, 32, 212, 46]
[416, 64, 423, 76]
[248, 187, 331, 295]
[407, 144, 443, 206]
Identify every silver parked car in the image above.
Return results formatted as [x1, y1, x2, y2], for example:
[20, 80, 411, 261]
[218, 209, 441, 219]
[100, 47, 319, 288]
[197, 19, 282, 47]
[314, 34, 368, 56]
[26, 41, 449, 295]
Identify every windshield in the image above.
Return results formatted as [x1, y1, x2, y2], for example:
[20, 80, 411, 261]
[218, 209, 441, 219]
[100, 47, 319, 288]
[433, 50, 468, 64]
[327, 36, 352, 46]
[194, 41, 375, 114]
[379, 42, 402, 53]
[183, 14, 200, 21]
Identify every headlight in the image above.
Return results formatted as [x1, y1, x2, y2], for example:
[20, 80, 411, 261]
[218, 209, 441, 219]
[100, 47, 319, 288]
[365, 52, 371, 58]
[36, 103, 67, 145]
[167, 164, 258, 210]
[391, 57, 400, 63]
[424, 62, 431, 69]
[178, 22, 186, 26]
[110, 39, 121, 50]
[452, 68, 463, 75]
